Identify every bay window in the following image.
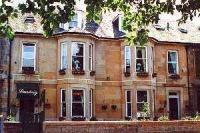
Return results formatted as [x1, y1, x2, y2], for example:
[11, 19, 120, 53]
[125, 46, 131, 73]
[61, 89, 66, 117]
[22, 43, 36, 70]
[125, 90, 132, 118]
[135, 47, 147, 72]
[61, 43, 67, 69]
[89, 44, 93, 71]
[137, 90, 149, 117]
[72, 89, 85, 117]
[168, 51, 178, 74]
[72, 43, 84, 71]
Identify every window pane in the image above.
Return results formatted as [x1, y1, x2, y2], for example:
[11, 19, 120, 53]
[72, 44, 83, 56]
[127, 103, 131, 117]
[61, 43, 67, 69]
[168, 52, 177, 62]
[136, 59, 146, 72]
[62, 103, 66, 117]
[136, 47, 146, 58]
[23, 45, 35, 67]
[137, 91, 147, 102]
[72, 103, 84, 116]
[23, 59, 34, 67]
[126, 91, 131, 102]
[168, 63, 177, 74]
[72, 57, 84, 71]
[62, 90, 66, 102]
[137, 103, 144, 112]
[72, 90, 84, 102]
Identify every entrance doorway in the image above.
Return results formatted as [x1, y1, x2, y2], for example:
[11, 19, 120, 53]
[19, 99, 35, 122]
[197, 89, 200, 112]
[168, 92, 180, 120]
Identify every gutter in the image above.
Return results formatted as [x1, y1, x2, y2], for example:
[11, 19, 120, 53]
[7, 39, 12, 116]
[185, 45, 191, 114]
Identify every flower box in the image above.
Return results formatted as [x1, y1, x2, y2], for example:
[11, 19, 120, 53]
[152, 73, 157, 78]
[72, 70, 85, 75]
[71, 117, 85, 121]
[111, 105, 117, 110]
[101, 105, 108, 110]
[90, 71, 95, 76]
[169, 74, 180, 79]
[59, 69, 66, 75]
[44, 103, 51, 109]
[22, 67, 35, 74]
[124, 71, 131, 77]
[137, 72, 149, 77]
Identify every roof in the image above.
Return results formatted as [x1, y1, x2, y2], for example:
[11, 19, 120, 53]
[9, 12, 200, 43]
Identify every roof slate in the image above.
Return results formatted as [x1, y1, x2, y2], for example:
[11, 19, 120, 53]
[9, 12, 200, 43]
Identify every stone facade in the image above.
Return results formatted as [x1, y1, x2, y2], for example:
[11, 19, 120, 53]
[43, 121, 200, 133]
[0, 38, 9, 115]
[7, 32, 192, 121]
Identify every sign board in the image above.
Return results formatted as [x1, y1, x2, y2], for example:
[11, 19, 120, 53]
[16, 83, 39, 99]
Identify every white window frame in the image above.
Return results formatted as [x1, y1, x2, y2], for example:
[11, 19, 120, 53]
[167, 91, 180, 119]
[21, 43, 36, 70]
[71, 89, 85, 118]
[125, 90, 132, 118]
[125, 46, 131, 72]
[89, 44, 93, 71]
[60, 42, 68, 69]
[89, 89, 93, 118]
[136, 90, 149, 117]
[71, 42, 85, 71]
[61, 89, 67, 117]
[167, 50, 179, 74]
[135, 46, 148, 72]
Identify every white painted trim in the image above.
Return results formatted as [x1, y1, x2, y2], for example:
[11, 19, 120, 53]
[135, 46, 148, 72]
[21, 43, 36, 71]
[167, 91, 180, 119]
[136, 89, 150, 117]
[167, 50, 179, 74]
[71, 42, 85, 71]
[125, 90, 132, 117]
[60, 42, 68, 69]
[89, 43, 93, 71]
[71, 88, 85, 118]
[124, 46, 131, 72]
[60, 89, 67, 117]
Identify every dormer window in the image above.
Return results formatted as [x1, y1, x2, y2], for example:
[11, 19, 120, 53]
[24, 16, 35, 23]
[113, 14, 124, 31]
[69, 14, 78, 29]
[178, 28, 188, 34]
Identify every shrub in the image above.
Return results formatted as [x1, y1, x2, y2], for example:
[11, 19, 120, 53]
[158, 115, 169, 121]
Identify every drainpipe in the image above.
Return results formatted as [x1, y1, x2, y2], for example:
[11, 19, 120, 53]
[185, 45, 190, 114]
[7, 39, 12, 116]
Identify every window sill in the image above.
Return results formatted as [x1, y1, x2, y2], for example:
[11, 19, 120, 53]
[72, 70, 85, 75]
[136, 72, 149, 77]
[71, 117, 85, 121]
[168, 74, 180, 79]
[22, 67, 35, 75]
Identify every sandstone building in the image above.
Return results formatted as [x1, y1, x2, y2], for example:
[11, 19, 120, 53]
[1, 3, 200, 122]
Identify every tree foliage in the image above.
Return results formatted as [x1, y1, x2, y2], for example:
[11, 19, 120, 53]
[0, 0, 200, 44]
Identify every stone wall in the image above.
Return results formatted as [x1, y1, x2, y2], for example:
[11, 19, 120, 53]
[43, 121, 200, 133]
[4, 122, 22, 133]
